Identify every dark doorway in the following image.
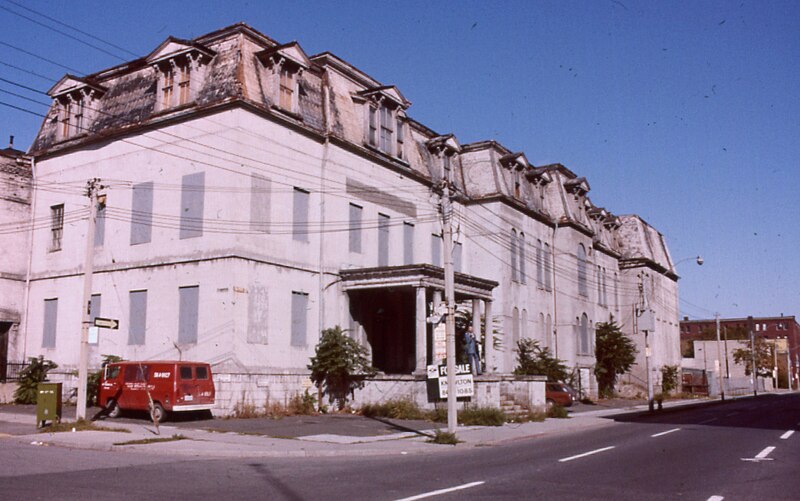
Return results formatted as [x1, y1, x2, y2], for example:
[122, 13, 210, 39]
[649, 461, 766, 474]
[349, 288, 415, 374]
[0, 322, 10, 382]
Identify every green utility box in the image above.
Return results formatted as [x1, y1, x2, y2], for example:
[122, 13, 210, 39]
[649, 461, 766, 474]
[36, 382, 62, 428]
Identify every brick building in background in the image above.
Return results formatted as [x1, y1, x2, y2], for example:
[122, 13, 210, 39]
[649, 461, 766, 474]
[680, 315, 799, 391]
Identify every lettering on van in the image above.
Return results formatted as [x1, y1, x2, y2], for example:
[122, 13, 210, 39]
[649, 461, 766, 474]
[153, 372, 171, 379]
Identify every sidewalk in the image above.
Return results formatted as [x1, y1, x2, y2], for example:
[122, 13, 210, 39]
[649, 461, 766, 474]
[0, 397, 717, 458]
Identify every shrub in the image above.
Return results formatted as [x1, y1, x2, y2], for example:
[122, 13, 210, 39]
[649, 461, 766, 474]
[287, 391, 317, 416]
[594, 317, 637, 398]
[14, 356, 58, 404]
[514, 338, 569, 382]
[308, 326, 376, 410]
[428, 429, 460, 445]
[547, 404, 569, 419]
[458, 406, 507, 426]
[660, 365, 680, 395]
[360, 398, 429, 420]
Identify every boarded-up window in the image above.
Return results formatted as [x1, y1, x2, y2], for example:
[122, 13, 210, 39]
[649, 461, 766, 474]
[178, 286, 199, 344]
[50, 204, 64, 251]
[292, 188, 309, 242]
[403, 222, 414, 265]
[89, 294, 101, 345]
[378, 213, 390, 266]
[42, 298, 58, 348]
[349, 203, 362, 253]
[510, 229, 518, 282]
[291, 291, 309, 347]
[247, 284, 268, 344]
[129, 290, 147, 345]
[521, 309, 528, 339]
[250, 174, 271, 233]
[577, 244, 588, 297]
[431, 234, 442, 267]
[519, 232, 526, 284]
[94, 202, 105, 247]
[578, 313, 590, 354]
[180, 172, 205, 239]
[536, 239, 544, 287]
[544, 243, 552, 291]
[454, 241, 463, 272]
[131, 182, 153, 245]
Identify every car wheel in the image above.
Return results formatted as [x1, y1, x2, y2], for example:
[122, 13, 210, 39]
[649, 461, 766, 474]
[546, 398, 555, 409]
[107, 399, 121, 418]
[151, 402, 167, 423]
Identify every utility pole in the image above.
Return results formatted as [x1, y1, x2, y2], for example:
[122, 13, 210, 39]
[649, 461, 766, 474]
[639, 273, 654, 412]
[76, 178, 101, 421]
[715, 313, 725, 400]
[748, 316, 757, 396]
[441, 177, 458, 434]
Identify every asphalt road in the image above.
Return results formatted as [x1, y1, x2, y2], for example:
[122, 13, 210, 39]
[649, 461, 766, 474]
[2, 394, 798, 500]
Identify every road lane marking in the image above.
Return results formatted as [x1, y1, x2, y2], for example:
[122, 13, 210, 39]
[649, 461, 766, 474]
[558, 446, 615, 462]
[780, 430, 794, 440]
[755, 446, 775, 459]
[707, 496, 724, 501]
[651, 428, 681, 438]
[394, 481, 485, 501]
[742, 446, 776, 462]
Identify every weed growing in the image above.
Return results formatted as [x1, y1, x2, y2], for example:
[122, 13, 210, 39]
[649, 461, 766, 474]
[360, 398, 430, 420]
[547, 404, 569, 419]
[428, 429, 460, 445]
[40, 419, 128, 434]
[114, 434, 186, 446]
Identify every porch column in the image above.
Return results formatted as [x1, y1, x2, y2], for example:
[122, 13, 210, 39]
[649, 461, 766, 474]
[483, 300, 494, 373]
[433, 290, 442, 308]
[472, 299, 482, 373]
[415, 286, 427, 374]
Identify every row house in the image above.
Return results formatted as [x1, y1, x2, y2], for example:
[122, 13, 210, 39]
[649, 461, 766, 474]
[12, 23, 679, 411]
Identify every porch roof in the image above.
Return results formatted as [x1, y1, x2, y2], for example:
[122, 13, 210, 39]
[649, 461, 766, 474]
[339, 264, 498, 301]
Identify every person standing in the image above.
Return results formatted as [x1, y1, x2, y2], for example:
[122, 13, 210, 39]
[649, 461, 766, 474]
[465, 325, 481, 375]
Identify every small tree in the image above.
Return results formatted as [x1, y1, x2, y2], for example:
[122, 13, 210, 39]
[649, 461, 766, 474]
[660, 365, 679, 395]
[14, 356, 58, 404]
[732, 337, 773, 378]
[594, 317, 637, 398]
[514, 338, 569, 382]
[308, 326, 376, 410]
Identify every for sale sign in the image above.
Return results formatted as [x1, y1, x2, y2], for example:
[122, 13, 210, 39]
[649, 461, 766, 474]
[426, 364, 474, 399]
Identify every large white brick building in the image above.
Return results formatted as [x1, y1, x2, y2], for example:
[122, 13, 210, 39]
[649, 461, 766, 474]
[7, 23, 680, 411]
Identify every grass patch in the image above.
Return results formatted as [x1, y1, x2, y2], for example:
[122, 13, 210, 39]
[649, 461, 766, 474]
[428, 429, 460, 445]
[40, 419, 129, 434]
[114, 434, 187, 446]
[229, 391, 318, 419]
[547, 404, 569, 419]
[360, 398, 430, 421]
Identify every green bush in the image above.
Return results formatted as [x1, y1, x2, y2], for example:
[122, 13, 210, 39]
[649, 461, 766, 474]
[514, 338, 569, 382]
[458, 406, 507, 426]
[660, 365, 679, 395]
[14, 356, 58, 404]
[86, 355, 123, 407]
[547, 404, 569, 419]
[308, 326, 376, 410]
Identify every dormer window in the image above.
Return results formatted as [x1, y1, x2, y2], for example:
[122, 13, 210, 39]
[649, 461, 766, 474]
[355, 85, 410, 158]
[147, 37, 215, 113]
[256, 42, 311, 116]
[426, 134, 461, 184]
[48, 75, 106, 141]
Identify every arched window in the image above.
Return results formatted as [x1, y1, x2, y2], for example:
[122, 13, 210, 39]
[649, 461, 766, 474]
[539, 312, 546, 340]
[579, 313, 589, 354]
[521, 309, 528, 339]
[519, 232, 526, 284]
[512, 307, 520, 349]
[536, 239, 544, 287]
[544, 243, 552, 291]
[577, 244, 588, 297]
[510, 229, 518, 282]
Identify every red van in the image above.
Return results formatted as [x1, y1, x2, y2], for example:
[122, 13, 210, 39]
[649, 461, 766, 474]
[99, 361, 215, 422]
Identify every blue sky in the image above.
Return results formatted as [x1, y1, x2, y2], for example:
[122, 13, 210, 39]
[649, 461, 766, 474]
[1, 0, 798, 320]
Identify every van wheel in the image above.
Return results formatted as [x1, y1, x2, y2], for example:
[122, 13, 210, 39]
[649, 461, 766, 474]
[151, 402, 167, 423]
[546, 399, 555, 410]
[107, 400, 121, 419]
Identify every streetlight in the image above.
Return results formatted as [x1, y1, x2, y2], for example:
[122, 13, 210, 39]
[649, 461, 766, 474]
[674, 255, 704, 267]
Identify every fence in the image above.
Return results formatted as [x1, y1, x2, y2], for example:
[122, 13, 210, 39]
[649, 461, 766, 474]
[1, 361, 29, 382]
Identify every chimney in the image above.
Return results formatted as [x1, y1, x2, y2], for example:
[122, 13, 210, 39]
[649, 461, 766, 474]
[8, 135, 13, 149]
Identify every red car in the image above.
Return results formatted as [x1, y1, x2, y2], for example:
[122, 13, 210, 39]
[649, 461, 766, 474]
[99, 361, 215, 422]
[546, 382, 576, 408]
